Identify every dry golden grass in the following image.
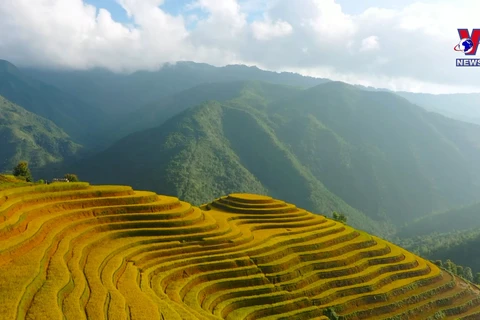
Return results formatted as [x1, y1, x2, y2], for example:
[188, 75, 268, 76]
[0, 190, 479, 320]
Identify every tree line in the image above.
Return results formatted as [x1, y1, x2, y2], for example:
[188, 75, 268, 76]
[433, 259, 480, 285]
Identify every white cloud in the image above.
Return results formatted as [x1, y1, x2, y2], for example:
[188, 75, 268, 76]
[0, 0, 480, 93]
[360, 36, 380, 51]
[251, 18, 293, 40]
[306, 0, 356, 40]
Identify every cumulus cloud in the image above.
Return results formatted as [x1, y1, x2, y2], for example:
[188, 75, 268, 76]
[251, 17, 293, 40]
[0, 0, 189, 71]
[360, 36, 380, 52]
[0, 0, 479, 93]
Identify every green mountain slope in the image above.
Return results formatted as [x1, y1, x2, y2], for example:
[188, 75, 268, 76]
[0, 60, 105, 145]
[0, 95, 82, 172]
[268, 82, 480, 225]
[73, 81, 480, 236]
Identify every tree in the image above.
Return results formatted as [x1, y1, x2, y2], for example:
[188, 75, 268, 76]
[332, 211, 347, 224]
[434, 260, 443, 268]
[64, 173, 79, 182]
[457, 265, 464, 278]
[13, 161, 33, 182]
[475, 273, 480, 285]
[464, 267, 474, 282]
[445, 259, 457, 275]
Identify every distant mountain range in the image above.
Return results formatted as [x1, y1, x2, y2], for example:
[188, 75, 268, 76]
[21, 61, 330, 115]
[22, 61, 480, 127]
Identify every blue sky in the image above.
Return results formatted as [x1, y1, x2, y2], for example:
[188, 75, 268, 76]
[85, 0, 190, 22]
[85, 0, 439, 23]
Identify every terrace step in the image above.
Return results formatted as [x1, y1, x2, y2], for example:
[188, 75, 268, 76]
[1, 188, 478, 320]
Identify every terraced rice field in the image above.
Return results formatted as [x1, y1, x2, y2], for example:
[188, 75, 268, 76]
[0, 182, 479, 319]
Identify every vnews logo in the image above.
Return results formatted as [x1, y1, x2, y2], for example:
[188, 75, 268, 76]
[455, 29, 480, 67]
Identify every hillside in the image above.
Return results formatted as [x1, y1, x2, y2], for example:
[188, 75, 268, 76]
[21, 61, 330, 115]
[0, 95, 82, 173]
[269, 82, 480, 224]
[0, 60, 105, 145]
[1, 182, 479, 319]
[72, 81, 480, 235]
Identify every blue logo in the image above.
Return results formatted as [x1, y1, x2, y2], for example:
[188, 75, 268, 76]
[454, 38, 474, 54]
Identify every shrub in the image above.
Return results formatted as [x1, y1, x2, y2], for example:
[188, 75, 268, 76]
[13, 161, 33, 182]
[64, 174, 79, 182]
[332, 211, 347, 224]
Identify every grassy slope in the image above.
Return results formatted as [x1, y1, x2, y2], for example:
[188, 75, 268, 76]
[0, 95, 82, 172]
[0, 174, 30, 190]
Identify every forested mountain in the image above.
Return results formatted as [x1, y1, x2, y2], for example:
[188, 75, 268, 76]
[0, 95, 82, 172]
[22, 62, 330, 115]
[0, 60, 105, 145]
[72, 81, 480, 236]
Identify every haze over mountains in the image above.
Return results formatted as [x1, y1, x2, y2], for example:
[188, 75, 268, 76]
[22, 62, 330, 115]
[1, 59, 480, 241]
[0, 60, 105, 145]
[0, 95, 82, 172]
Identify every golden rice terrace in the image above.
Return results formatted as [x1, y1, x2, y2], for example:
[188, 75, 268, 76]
[1, 182, 479, 320]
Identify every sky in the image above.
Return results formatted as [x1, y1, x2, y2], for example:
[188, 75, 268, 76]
[0, 0, 479, 94]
